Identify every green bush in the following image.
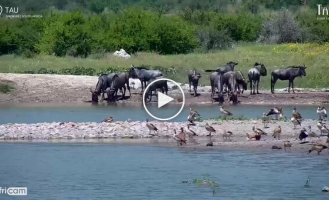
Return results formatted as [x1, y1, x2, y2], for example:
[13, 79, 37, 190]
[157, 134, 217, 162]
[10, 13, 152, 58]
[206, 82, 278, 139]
[0, 83, 15, 93]
[60, 66, 96, 76]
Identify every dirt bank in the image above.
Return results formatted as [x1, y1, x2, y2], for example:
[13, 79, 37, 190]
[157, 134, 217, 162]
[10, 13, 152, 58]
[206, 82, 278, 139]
[0, 73, 328, 105]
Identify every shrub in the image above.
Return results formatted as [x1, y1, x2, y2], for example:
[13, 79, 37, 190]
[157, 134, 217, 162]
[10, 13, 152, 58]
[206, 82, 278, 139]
[197, 27, 233, 51]
[60, 66, 96, 76]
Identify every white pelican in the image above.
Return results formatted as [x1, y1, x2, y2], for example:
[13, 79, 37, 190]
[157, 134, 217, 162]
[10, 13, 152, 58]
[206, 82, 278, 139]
[266, 107, 283, 120]
[317, 106, 327, 121]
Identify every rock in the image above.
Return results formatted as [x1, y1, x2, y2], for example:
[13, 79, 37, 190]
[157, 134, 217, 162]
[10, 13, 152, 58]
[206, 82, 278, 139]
[113, 49, 131, 59]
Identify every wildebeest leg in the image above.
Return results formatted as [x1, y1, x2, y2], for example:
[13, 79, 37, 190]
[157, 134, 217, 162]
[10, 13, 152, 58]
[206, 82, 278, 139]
[193, 84, 197, 96]
[249, 79, 253, 95]
[291, 79, 295, 93]
[122, 86, 126, 98]
[288, 80, 291, 93]
[127, 83, 131, 97]
[271, 76, 277, 94]
[256, 80, 260, 94]
[189, 81, 192, 92]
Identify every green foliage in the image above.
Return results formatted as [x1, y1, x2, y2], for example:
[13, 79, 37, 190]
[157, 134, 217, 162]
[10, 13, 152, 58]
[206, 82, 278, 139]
[0, 82, 15, 93]
[38, 12, 92, 57]
[60, 66, 96, 76]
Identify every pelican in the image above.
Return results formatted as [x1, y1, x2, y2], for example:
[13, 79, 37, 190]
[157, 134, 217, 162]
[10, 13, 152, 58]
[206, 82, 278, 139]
[272, 125, 282, 140]
[173, 128, 187, 146]
[222, 130, 233, 141]
[261, 112, 270, 128]
[299, 128, 309, 142]
[205, 123, 216, 136]
[317, 121, 329, 136]
[102, 116, 113, 123]
[283, 140, 292, 151]
[252, 126, 267, 135]
[146, 119, 158, 136]
[219, 106, 233, 116]
[308, 143, 328, 155]
[266, 107, 283, 120]
[187, 107, 200, 125]
[317, 106, 327, 121]
[291, 116, 302, 129]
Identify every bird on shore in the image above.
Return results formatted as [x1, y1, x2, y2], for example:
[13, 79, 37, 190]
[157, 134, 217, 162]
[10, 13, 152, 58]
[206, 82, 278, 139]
[102, 116, 113, 123]
[146, 119, 158, 136]
[307, 125, 318, 138]
[173, 128, 187, 146]
[283, 140, 292, 151]
[246, 132, 261, 141]
[252, 126, 267, 136]
[292, 107, 302, 120]
[205, 123, 216, 136]
[317, 121, 329, 136]
[266, 107, 283, 120]
[261, 113, 270, 128]
[299, 128, 309, 142]
[317, 106, 327, 121]
[308, 143, 328, 155]
[272, 125, 282, 140]
[291, 116, 302, 129]
[219, 106, 233, 116]
[187, 107, 200, 125]
[186, 124, 198, 136]
[222, 130, 233, 141]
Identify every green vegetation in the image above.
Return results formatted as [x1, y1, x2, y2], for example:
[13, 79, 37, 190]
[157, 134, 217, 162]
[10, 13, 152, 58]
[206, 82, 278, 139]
[0, 82, 15, 93]
[1, 43, 327, 89]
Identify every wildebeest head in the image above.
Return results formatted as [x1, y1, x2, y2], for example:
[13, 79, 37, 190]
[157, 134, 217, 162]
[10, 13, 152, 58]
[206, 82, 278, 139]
[298, 65, 307, 77]
[227, 61, 238, 66]
[228, 92, 238, 104]
[191, 70, 201, 80]
[255, 62, 267, 76]
[128, 65, 138, 78]
[90, 88, 99, 102]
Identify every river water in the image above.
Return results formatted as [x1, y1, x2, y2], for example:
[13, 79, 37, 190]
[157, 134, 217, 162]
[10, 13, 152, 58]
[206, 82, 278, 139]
[0, 143, 328, 200]
[0, 104, 321, 124]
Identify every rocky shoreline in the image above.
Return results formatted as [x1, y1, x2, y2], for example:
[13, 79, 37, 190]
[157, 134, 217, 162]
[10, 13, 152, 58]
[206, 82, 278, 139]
[1, 119, 328, 154]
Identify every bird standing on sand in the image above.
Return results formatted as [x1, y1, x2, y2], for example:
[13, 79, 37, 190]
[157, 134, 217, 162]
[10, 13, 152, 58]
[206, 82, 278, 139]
[291, 107, 302, 129]
[317, 106, 327, 121]
[299, 128, 309, 142]
[186, 124, 198, 136]
[173, 128, 187, 146]
[146, 119, 158, 136]
[308, 143, 328, 155]
[102, 116, 113, 123]
[219, 106, 233, 116]
[307, 125, 318, 138]
[292, 107, 302, 120]
[272, 125, 282, 140]
[283, 141, 292, 151]
[252, 126, 267, 136]
[205, 123, 216, 136]
[266, 107, 283, 120]
[317, 121, 329, 136]
[222, 130, 233, 141]
[187, 107, 200, 125]
[262, 113, 270, 128]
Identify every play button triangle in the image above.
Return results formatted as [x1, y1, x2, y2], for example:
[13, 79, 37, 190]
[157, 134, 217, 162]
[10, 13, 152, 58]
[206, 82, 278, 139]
[158, 92, 174, 108]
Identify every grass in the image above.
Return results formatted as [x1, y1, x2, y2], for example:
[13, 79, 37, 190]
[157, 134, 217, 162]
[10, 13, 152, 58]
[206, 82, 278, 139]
[0, 43, 328, 89]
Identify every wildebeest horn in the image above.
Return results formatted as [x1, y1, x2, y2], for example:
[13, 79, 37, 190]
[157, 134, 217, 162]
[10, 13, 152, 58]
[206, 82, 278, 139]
[204, 69, 216, 72]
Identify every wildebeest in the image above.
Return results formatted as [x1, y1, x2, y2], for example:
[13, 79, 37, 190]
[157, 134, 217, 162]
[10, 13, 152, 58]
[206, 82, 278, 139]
[107, 72, 131, 101]
[248, 63, 267, 95]
[210, 72, 225, 103]
[128, 65, 163, 92]
[235, 71, 247, 94]
[222, 71, 239, 104]
[188, 70, 201, 96]
[205, 61, 238, 74]
[271, 65, 306, 93]
[144, 78, 168, 102]
[90, 73, 116, 102]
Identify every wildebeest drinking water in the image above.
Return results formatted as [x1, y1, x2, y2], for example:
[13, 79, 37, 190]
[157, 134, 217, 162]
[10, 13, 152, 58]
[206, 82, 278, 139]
[107, 72, 131, 101]
[188, 70, 201, 96]
[90, 73, 116, 102]
[128, 65, 163, 93]
[248, 62, 267, 95]
[144, 78, 168, 102]
[271, 65, 306, 93]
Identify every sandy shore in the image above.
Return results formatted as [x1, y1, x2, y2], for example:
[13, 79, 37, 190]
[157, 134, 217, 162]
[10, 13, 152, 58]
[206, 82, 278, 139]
[0, 73, 328, 105]
[1, 119, 328, 155]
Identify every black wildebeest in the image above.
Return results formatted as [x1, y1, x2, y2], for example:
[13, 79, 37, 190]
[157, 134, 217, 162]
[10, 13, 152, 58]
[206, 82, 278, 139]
[205, 61, 238, 74]
[90, 73, 116, 102]
[128, 65, 163, 93]
[248, 62, 267, 95]
[144, 78, 168, 102]
[271, 65, 306, 93]
[222, 71, 239, 104]
[234, 71, 247, 94]
[188, 70, 201, 96]
[107, 72, 131, 101]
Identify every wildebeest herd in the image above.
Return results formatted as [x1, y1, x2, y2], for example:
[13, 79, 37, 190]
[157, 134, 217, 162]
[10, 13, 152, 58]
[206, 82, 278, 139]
[90, 63, 307, 104]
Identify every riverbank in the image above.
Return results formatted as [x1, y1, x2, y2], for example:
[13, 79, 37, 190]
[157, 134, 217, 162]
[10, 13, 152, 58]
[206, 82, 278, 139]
[1, 119, 328, 155]
[0, 73, 328, 105]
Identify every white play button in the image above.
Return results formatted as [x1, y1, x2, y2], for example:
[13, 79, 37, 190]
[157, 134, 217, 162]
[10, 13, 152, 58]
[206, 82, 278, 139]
[143, 78, 185, 121]
[157, 92, 174, 108]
